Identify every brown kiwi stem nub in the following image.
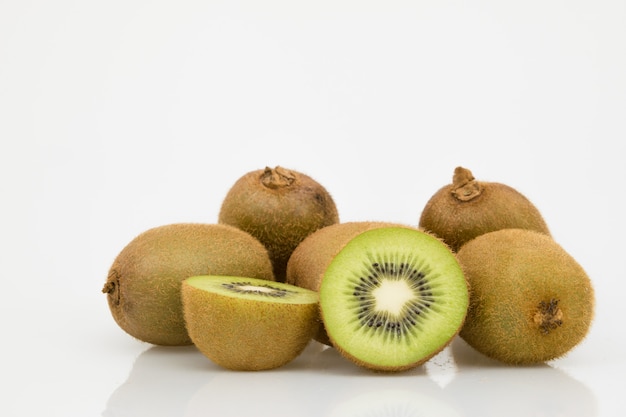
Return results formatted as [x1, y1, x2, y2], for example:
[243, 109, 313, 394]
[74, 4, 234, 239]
[533, 299, 564, 335]
[102, 281, 114, 294]
[102, 271, 120, 305]
[261, 166, 296, 189]
[451, 167, 483, 202]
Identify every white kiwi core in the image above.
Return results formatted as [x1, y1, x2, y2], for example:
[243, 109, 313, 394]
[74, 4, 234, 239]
[373, 279, 415, 316]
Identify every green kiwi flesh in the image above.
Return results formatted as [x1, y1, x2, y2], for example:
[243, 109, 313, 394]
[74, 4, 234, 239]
[419, 167, 550, 252]
[319, 227, 469, 372]
[102, 223, 275, 346]
[456, 229, 595, 365]
[218, 166, 339, 282]
[182, 275, 319, 371]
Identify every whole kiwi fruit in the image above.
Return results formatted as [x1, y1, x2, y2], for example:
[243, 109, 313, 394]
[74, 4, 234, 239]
[318, 226, 469, 372]
[455, 228, 595, 364]
[182, 275, 320, 371]
[419, 166, 550, 252]
[286, 221, 407, 345]
[102, 223, 274, 346]
[218, 166, 339, 282]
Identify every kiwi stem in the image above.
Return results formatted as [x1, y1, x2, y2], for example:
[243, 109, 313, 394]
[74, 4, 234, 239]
[102, 281, 115, 294]
[533, 299, 563, 335]
[102, 271, 121, 305]
[261, 166, 296, 189]
[451, 167, 482, 202]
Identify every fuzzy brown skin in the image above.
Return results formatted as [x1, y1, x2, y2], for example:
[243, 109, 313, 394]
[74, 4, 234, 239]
[182, 277, 319, 371]
[102, 223, 274, 346]
[456, 229, 594, 365]
[419, 167, 550, 252]
[218, 166, 339, 282]
[285, 221, 418, 345]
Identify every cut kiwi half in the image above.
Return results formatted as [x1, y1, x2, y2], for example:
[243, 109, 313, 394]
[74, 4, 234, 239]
[182, 275, 320, 371]
[319, 227, 469, 372]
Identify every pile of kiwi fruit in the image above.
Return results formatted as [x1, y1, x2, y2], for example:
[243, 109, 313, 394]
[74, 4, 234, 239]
[103, 165, 595, 372]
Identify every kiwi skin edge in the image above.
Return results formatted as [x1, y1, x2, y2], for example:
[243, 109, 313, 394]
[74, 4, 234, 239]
[419, 167, 551, 252]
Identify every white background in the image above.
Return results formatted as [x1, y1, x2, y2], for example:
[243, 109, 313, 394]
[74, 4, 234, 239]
[1, 0, 625, 416]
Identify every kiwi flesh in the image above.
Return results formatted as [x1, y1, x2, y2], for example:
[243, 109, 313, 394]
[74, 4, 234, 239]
[456, 228, 595, 365]
[102, 223, 275, 346]
[218, 166, 339, 282]
[318, 226, 469, 372]
[286, 221, 408, 345]
[182, 275, 320, 371]
[419, 167, 550, 252]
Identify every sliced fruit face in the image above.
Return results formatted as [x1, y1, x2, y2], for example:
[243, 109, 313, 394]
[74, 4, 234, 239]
[319, 227, 469, 371]
[182, 275, 320, 371]
[185, 275, 319, 305]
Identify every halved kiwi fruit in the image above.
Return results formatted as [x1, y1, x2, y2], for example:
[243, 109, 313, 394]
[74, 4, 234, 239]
[102, 223, 274, 346]
[419, 167, 550, 252]
[182, 275, 319, 371]
[456, 228, 595, 364]
[318, 226, 469, 372]
[218, 166, 339, 282]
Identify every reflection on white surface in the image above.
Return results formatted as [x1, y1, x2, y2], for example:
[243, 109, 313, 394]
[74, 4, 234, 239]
[182, 346, 445, 417]
[103, 338, 598, 417]
[102, 346, 213, 417]
[326, 387, 461, 417]
[446, 339, 598, 417]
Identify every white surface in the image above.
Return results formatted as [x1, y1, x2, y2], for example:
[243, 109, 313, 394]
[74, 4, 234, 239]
[1, 1, 625, 416]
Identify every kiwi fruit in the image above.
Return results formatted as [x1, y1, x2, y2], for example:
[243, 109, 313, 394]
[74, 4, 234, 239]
[218, 166, 339, 282]
[419, 166, 550, 252]
[181, 275, 319, 371]
[102, 223, 274, 346]
[455, 228, 595, 365]
[286, 221, 407, 345]
[318, 226, 469, 372]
